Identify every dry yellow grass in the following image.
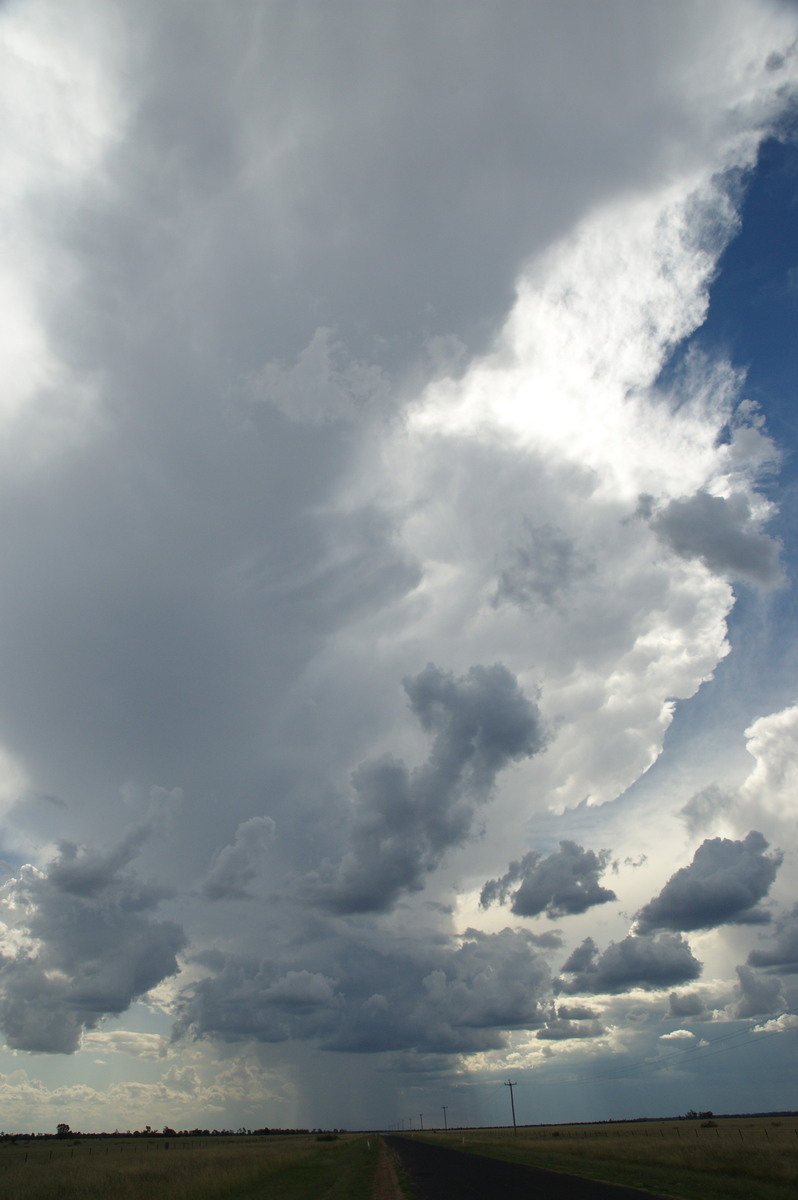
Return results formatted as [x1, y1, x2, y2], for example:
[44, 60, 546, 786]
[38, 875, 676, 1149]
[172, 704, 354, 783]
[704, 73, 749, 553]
[423, 1116, 798, 1200]
[0, 1133, 379, 1200]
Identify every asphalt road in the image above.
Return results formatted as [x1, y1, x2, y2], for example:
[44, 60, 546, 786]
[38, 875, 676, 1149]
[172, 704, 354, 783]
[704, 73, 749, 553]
[384, 1136, 672, 1200]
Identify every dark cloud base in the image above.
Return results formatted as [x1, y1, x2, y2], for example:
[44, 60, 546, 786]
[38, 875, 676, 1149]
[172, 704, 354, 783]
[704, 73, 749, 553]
[481, 840, 616, 918]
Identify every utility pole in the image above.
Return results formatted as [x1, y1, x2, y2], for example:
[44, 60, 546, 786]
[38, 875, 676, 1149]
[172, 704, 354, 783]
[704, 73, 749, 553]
[505, 1080, 518, 1134]
[419, 1113, 424, 1131]
[441, 1106, 448, 1131]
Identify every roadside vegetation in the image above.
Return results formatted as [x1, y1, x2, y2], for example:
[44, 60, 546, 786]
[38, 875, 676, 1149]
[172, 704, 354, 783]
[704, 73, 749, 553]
[0, 1133, 380, 1200]
[414, 1115, 798, 1200]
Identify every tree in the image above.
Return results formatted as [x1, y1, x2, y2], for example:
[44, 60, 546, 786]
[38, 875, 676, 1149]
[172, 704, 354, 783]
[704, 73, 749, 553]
[56, 1123, 70, 1139]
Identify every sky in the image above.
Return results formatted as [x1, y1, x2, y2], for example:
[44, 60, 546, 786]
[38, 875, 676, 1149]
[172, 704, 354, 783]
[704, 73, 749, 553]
[0, 0, 797, 1135]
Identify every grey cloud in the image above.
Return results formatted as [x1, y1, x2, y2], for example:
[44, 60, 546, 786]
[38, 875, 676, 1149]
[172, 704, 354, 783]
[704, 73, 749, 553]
[557, 1004, 599, 1020]
[0, 0, 794, 1125]
[173, 958, 342, 1044]
[0, 383, 419, 866]
[748, 904, 798, 974]
[494, 523, 592, 609]
[636, 831, 782, 934]
[262, 970, 340, 1009]
[733, 964, 786, 1019]
[527, 930, 565, 950]
[651, 490, 782, 586]
[680, 784, 733, 837]
[175, 926, 551, 1057]
[200, 816, 276, 901]
[379, 1050, 456, 1076]
[246, 328, 389, 425]
[410, 933, 548, 1039]
[536, 1018, 604, 1040]
[634, 493, 655, 521]
[557, 933, 701, 994]
[668, 990, 709, 1017]
[0, 0, 769, 836]
[405, 662, 546, 789]
[45, 826, 151, 897]
[99, 0, 724, 381]
[481, 841, 616, 918]
[560, 937, 599, 976]
[329, 925, 552, 1054]
[0, 833, 185, 1053]
[310, 664, 546, 913]
[25, 789, 182, 900]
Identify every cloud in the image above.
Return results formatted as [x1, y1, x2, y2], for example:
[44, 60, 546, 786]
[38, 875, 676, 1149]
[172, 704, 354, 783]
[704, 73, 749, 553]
[0, 0, 796, 1131]
[733, 964, 786, 1019]
[481, 841, 616, 918]
[493, 523, 592, 609]
[536, 1018, 604, 1041]
[82, 1030, 167, 1059]
[262, 970, 340, 1009]
[668, 990, 710, 1018]
[309, 663, 546, 913]
[173, 958, 342, 1046]
[0, 1047, 294, 1133]
[527, 930, 566, 950]
[557, 934, 702, 995]
[557, 1004, 599, 1020]
[739, 705, 798, 824]
[679, 784, 733, 837]
[636, 831, 782, 933]
[0, 826, 185, 1053]
[246, 328, 389, 426]
[747, 904, 798, 974]
[200, 816, 276, 901]
[651, 489, 783, 586]
[753, 1013, 798, 1034]
[660, 1028, 695, 1040]
[177, 926, 551, 1057]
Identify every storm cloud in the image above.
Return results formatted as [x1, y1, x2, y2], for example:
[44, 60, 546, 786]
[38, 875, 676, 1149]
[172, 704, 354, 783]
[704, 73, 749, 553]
[651, 489, 783, 586]
[733, 964, 786, 1019]
[536, 1018, 604, 1041]
[668, 990, 711, 1018]
[481, 841, 616, 918]
[557, 934, 702, 995]
[0, 0, 796, 1131]
[0, 828, 185, 1053]
[494, 524, 592, 609]
[636, 831, 782, 934]
[176, 926, 551, 1056]
[309, 663, 546, 913]
[748, 904, 798, 974]
[200, 816, 276, 901]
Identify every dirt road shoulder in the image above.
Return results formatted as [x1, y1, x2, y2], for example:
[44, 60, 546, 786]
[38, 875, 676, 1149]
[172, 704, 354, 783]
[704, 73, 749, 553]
[372, 1136, 406, 1200]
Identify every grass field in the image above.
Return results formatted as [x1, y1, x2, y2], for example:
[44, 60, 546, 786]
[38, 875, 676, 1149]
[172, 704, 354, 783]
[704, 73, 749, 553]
[0, 1133, 380, 1200]
[416, 1116, 798, 1200]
